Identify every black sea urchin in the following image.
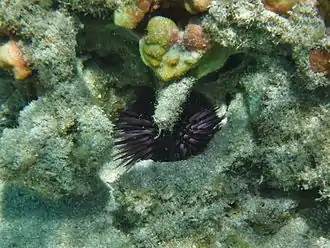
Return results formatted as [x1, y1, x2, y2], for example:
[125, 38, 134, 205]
[114, 88, 223, 168]
[114, 88, 157, 167]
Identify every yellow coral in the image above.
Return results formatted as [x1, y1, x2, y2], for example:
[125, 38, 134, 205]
[139, 16, 211, 81]
[140, 16, 179, 67]
[156, 47, 202, 81]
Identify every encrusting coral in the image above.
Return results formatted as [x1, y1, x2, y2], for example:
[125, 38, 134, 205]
[139, 16, 212, 81]
[0, 40, 32, 80]
[139, 16, 180, 68]
[113, 0, 223, 82]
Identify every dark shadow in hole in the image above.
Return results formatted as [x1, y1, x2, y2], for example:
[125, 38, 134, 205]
[89, 51, 125, 72]
[198, 52, 253, 87]
[135, 1, 195, 32]
[295, 188, 330, 234]
[0, 35, 10, 45]
[0, 72, 35, 131]
[218, 53, 250, 75]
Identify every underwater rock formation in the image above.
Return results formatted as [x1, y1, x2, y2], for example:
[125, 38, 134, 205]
[205, 0, 329, 89]
[0, 81, 114, 199]
[0, 0, 329, 247]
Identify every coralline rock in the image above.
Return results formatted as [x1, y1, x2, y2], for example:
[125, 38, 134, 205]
[106, 53, 330, 246]
[107, 93, 255, 247]
[0, 0, 78, 88]
[183, 24, 211, 51]
[0, 1, 151, 200]
[240, 55, 330, 197]
[57, 0, 117, 16]
[76, 20, 151, 88]
[0, 81, 114, 199]
[0, 0, 329, 247]
[242, 195, 298, 234]
[205, 0, 329, 89]
[153, 77, 196, 131]
[0, 71, 27, 133]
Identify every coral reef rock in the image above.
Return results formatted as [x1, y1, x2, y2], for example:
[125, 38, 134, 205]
[0, 0, 329, 247]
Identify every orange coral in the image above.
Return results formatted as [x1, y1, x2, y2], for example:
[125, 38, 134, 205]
[0, 40, 32, 80]
[183, 24, 211, 51]
[309, 48, 330, 77]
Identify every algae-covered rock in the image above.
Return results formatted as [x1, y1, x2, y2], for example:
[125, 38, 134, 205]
[0, 0, 78, 88]
[0, 72, 28, 133]
[240, 56, 330, 195]
[0, 82, 114, 199]
[0, 0, 329, 247]
[243, 196, 298, 234]
[77, 20, 151, 88]
[153, 77, 196, 131]
[205, 0, 329, 89]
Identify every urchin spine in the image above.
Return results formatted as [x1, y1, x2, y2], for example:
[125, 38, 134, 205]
[153, 77, 196, 132]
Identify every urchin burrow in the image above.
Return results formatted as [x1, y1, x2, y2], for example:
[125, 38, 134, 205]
[114, 86, 224, 169]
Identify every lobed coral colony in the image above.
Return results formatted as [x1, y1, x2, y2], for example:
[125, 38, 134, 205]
[0, 0, 329, 247]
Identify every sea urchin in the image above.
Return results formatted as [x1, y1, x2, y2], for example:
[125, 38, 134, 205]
[114, 88, 223, 168]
